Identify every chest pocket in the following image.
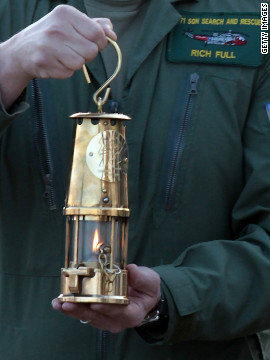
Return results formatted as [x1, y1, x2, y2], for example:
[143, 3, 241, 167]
[152, 63, 253, 236]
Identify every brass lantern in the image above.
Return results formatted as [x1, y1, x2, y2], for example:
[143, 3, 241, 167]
[58, 38, 130, 305]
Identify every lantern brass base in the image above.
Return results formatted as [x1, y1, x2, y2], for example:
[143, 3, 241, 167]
[58, 268, 129, 305]
[58, 294, 129, 305]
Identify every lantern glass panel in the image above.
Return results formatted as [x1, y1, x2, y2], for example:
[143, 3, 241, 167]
[67, 216, 126, 268]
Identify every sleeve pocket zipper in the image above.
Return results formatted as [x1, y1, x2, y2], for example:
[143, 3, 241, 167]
[31, 78, 57, 211]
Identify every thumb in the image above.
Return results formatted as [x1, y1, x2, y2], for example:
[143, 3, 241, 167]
[127, 264, 160, 297]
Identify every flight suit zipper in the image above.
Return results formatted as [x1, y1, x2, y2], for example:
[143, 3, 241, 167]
[98, 329, 110, 360]
[31, 78, 57, 210]
[164, 73, 199, 210]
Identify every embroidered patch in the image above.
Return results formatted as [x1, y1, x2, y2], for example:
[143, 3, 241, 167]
[167, 12, 266, 67]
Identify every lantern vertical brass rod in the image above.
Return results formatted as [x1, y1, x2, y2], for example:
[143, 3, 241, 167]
[74, 216, 79, 265]
[65, 219, 70, 268]
[123, 222, 128, 269]
[110, 217, 115, 270]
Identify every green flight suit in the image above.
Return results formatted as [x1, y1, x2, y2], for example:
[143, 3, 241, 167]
[0, 0, 269, 359]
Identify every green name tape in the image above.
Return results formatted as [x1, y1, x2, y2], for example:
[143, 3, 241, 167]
[167, 12, 266, 67]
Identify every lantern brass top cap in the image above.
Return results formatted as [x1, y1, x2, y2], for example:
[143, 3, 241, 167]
[70, 112, 131, 121]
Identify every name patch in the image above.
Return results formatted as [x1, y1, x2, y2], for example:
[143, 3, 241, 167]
[167, 12, 266, 67]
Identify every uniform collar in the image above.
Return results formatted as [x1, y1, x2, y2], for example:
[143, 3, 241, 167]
[125, 0, 181, 82]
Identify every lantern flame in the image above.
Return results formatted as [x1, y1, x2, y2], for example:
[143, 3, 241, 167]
[92, 229, 102, 252]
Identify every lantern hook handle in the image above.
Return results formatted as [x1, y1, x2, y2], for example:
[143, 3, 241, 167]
[82, 37, 122, 113]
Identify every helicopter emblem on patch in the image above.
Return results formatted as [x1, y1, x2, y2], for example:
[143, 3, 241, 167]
[167, 12, 265, 67]
[184, 30, 247, 46]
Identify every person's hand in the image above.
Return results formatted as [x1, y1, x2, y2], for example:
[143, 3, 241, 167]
[0, 5, 116, 109]
[52, 264, 161, 333]
[9, 5, 116, 80]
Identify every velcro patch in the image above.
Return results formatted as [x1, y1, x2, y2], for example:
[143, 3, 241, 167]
[167, 12, 266, 67]
[266, 103, 270, 122]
